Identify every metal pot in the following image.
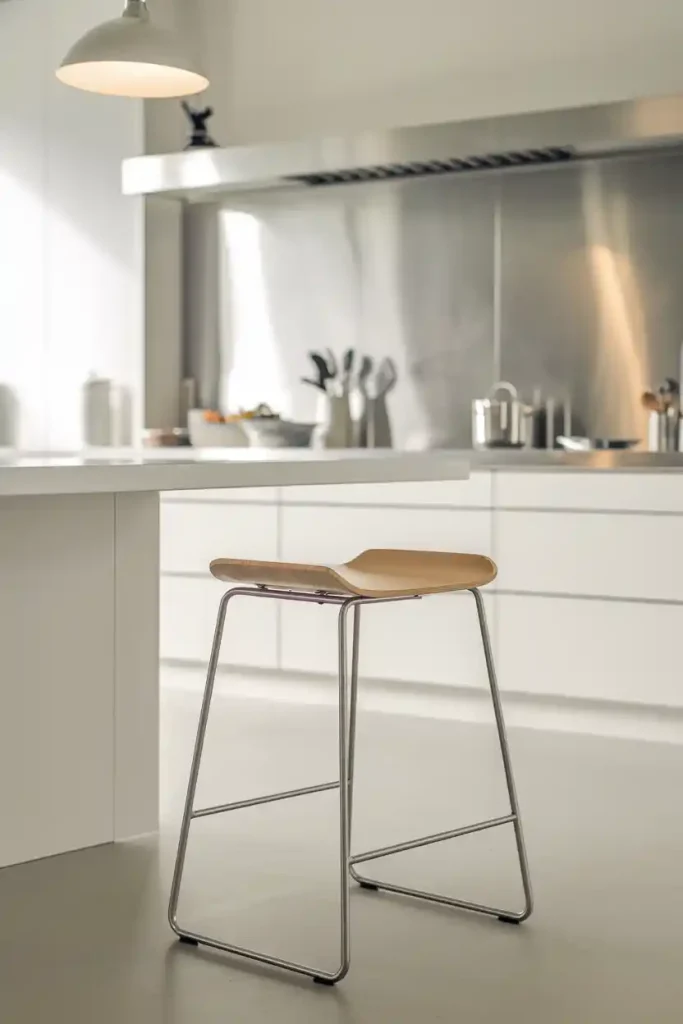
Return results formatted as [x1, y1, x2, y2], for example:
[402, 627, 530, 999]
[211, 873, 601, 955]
[472, 382, 529, 449]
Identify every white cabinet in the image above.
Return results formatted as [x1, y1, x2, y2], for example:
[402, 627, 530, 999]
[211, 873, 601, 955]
[160, 498, 279, 668]
[163, 488, 279, 504]
[161, 501, 278, 574]
[495, 509, 683, 601]
[281, 590, 494, 689]
[158, 470, 683, 729]
[497, 593, 683, 707]
[281, 505, 492, 566]
[280, 472, 492, 508]
[160, 575, 278, 668]
[495, 471, 683, 513]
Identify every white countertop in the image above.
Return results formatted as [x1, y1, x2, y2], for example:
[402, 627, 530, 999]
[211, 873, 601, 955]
[0, 448, 469, 497]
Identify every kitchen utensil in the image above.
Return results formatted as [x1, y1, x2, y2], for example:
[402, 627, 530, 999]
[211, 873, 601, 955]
[545, 396, 556, 449]
[357, 354, 374, 387]
[341, 348, 356, 393]
[558, 436, 639, 452]
[349, 355, 373, 447]
[301, 375, 328, 392]
[660, 377, 679, 400]
[562, 396, 572, 439]
[642, 390, 664, 414]
[372, 357, 398, 397]
[324, 348, 338, 380]
[594, 438, 639, 450]
[364, 357, 397, 448]
[529, 387, 546, 449]
[472, 382, 529, 449]
[367, 394, 393, 448]
[650, 408, 679, 452]
[308, 351, 336, 391]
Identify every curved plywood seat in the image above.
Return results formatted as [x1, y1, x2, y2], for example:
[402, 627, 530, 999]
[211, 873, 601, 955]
[210, 548, 497, 598]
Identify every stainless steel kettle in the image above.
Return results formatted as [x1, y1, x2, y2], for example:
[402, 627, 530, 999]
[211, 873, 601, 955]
[472, 382, 529, 449]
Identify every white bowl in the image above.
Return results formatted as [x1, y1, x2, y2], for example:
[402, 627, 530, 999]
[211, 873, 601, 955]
[187, 409, 248, 447]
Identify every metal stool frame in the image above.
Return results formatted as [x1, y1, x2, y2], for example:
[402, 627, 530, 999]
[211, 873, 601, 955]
[168, 584, 533, 984]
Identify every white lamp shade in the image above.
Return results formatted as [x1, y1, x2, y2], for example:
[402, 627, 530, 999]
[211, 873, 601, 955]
[56, 1, 209, 99]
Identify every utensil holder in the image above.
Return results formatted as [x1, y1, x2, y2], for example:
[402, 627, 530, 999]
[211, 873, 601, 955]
[313, 393, 353, 449]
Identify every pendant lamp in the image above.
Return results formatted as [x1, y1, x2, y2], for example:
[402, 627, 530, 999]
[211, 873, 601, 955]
[56, 0, 209, 99]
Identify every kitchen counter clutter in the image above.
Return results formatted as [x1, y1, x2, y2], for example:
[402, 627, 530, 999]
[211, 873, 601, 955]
[161, 467, 683, 747]
[0, 449, 469, 870]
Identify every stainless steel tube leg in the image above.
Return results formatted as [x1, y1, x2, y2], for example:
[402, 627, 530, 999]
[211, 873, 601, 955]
[346, 604, 361, 841]
[168, 589, 232, 936]
[321, 600, 355, 983]
[471, 587, 534, 922]
[350, 589, 533, 923]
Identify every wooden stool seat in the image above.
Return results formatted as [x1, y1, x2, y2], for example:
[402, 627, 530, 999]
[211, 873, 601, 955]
[210, 548, 497, 598]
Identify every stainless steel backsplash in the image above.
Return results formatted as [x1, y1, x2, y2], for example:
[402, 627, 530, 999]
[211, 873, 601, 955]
[183, 148, 683, 448]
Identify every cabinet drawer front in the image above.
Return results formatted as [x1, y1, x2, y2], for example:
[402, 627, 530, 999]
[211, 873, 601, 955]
[162, 488, 278, 504]
[497, 593, 683, 707]
[160, 576, 277, 668]
[280, 473, 492, 508]
[495, 471, 683, 513]
[281, 591, 494, 689]
[495, 510, 683, 601]
[281, 505, 492, 566]
[161, 502, 278, 574]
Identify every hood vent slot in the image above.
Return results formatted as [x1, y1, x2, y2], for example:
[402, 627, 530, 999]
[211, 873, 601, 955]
[285, 146, 576, 186]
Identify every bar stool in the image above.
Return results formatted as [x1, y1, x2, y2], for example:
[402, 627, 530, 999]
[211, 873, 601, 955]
[168, 548, 533, 984]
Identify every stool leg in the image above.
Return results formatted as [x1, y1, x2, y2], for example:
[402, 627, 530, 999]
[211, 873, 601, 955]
[331, 600, 357, 981]
[168, 587, 355, 984]
[346, 604, 361, 842]
[471, 587, 534, 923]
[168, 589, 232, 936]
[349, 588, 533, 923]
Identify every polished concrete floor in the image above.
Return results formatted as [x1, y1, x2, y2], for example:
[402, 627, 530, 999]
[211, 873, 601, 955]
[2, 680, 683, 1023]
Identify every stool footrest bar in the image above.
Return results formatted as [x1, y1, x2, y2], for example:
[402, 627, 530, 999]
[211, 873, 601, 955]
[351, 877, 524, 920]
[350, 813, 516, 865]
[173, 927, 340, 982]
[192, 781, 340, 819]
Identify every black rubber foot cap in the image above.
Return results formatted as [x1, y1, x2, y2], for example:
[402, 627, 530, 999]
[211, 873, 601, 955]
[179, 935, 199, 946]
[359, 881, 379, 891]
[314, 976, 336, 986]
[498, 915, 520, 925]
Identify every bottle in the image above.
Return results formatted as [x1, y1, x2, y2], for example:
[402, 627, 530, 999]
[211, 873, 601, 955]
[83, 373, 119, 446]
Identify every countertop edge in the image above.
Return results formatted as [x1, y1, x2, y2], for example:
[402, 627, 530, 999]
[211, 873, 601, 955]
[0, 452, 470, 497]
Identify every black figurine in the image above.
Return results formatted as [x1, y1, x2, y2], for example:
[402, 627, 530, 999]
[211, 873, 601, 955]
[181, 101, 217, 150]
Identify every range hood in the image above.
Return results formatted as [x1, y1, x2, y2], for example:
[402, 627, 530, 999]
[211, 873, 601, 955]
[123, 94, 683, 201]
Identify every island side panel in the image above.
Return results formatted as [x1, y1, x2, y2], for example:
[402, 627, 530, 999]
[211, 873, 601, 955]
[0, 494, 116, 867]
[113, 491, 160, 840]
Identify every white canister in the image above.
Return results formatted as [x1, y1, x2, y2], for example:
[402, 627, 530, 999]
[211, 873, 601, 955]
[83, 374, 119, 446]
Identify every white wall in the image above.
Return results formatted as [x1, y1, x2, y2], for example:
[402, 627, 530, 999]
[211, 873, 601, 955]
[0, 0, 144, 450]
[189, 0, 683, 146]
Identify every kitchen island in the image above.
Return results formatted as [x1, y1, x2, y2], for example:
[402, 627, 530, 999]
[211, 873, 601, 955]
[0, 449, 469, 869]
[160, 455, 683, 764]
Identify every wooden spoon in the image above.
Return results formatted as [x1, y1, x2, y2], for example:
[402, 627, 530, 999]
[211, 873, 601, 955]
[642, 391, 663, 413]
